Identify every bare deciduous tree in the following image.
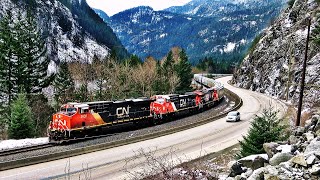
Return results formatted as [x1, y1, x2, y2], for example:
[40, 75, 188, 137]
[124, 147, 182, 180]
[168, 72, 180, 94]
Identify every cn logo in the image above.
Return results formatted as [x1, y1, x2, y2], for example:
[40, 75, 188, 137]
[55, 119, 67, 129]
[116, 106, 130, 117]
[180, 99, 187, 107]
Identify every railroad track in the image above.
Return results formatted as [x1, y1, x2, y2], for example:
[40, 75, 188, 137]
[0, 132, 124, 157]
[0, 89, 241, 171]
[54, 133, 122, 143]
[0, 143, 54, 157]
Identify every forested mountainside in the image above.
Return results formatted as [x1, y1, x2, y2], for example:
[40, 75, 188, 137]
[0, 0, 128, 66]
[97, 0, 287, 64]
[165, 0, 285, 17]
[93, 8, 110, 23]
[233, 0, 320, 107]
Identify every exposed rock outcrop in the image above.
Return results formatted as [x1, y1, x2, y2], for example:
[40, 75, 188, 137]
[224, 114, 320, 180]
[0, 0, 127, 68]
[233, 0, 320, 107]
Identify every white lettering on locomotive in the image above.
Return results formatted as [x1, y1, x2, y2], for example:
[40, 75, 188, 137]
[54, 119, 67, 129]
[59, 119, 66, 126]
[180, 99, 187, 107]
[116, 106, 130, 117]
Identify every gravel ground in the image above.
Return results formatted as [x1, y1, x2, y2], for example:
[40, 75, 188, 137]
[0, 96, 234, 162]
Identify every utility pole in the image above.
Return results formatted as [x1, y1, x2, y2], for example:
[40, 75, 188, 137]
[296, 17, 311, 126]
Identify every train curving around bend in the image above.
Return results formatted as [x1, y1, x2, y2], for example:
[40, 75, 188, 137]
[48, 76, 224, 142]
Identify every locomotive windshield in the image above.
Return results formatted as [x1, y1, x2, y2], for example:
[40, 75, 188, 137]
[156, 98, 165, 104]
[60, 107, 77, 115]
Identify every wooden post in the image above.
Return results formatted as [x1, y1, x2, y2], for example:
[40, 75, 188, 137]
[296, 17, 311, 126]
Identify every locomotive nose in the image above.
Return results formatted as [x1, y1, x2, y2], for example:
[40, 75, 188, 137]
[51, 113, 70, 131]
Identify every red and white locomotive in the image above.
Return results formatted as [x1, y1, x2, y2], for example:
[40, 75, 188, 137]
[150, 87, 221, 119]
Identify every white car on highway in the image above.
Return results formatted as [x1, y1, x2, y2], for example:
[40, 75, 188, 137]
[226, 111, 240, 122]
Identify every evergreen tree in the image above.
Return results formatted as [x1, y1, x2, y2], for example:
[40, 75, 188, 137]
[75, 84, 89, 102]
[0, 10, 54, 135]
[16, 10, 54, 94]
[163, 50, 174, 76]
[207, 58, 215, 73]
[152, 60, 167, 94]
[54, 61, 75, 104]
[236, 108, 287, 159]
[174, 49, 193, 92]
[0, 10, 16, 105]
[92, 57, 106, 100]
[312, 17, 320, 46]
[125, 55, 142, 67]
[8, 93, 34, 139]
[29, 94, 54, 136]
[0, 10, 54, 103]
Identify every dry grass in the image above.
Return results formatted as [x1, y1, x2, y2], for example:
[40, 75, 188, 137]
[300, 110, 313, 127]
[284, 105, 314, 127]
[130, 144, 240, 180]
[171, 144, 240, 179]
[282, 105, 296, 126]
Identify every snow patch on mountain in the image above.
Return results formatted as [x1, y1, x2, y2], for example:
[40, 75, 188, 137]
[198, 28, 208, 37]
[224, 42, 236, 53]
[0, 0, 110, 65]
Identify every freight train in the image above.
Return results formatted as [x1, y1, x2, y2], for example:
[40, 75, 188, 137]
[48, 77, 224, 142]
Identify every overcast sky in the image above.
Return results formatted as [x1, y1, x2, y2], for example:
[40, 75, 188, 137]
[86, 0, 192, 16]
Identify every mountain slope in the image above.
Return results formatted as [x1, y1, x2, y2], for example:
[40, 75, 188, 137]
[165, 0, 285, 17]
[93, 8, 110, 23]
[104, 0, 286, 63]
[0, 0, 128, 66]
[233, 0, 320, 107]
[57, 0, 128, 59]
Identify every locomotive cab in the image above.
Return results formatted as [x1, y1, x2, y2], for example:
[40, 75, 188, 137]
[150, 94, 179, 116]
[193, 90, 204, 106]
[60, 103, 78, 116]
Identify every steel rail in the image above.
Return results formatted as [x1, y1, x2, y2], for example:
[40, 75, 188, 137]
[0, 144, 54, 157]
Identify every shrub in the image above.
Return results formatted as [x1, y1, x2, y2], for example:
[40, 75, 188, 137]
[247, 34, 262, 56]
[236, 108, 288, 159]
[8, 94, 34, 139]
[312, 17, 320, 46]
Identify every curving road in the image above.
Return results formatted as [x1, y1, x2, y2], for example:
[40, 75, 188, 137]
[0, 76, 287, 180]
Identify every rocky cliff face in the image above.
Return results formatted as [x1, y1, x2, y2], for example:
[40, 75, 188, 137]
[0, 0, 122, 69]
[233, 0, 320, 107]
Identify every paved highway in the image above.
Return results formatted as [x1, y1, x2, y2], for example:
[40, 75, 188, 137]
[0, 76, 287, 180]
